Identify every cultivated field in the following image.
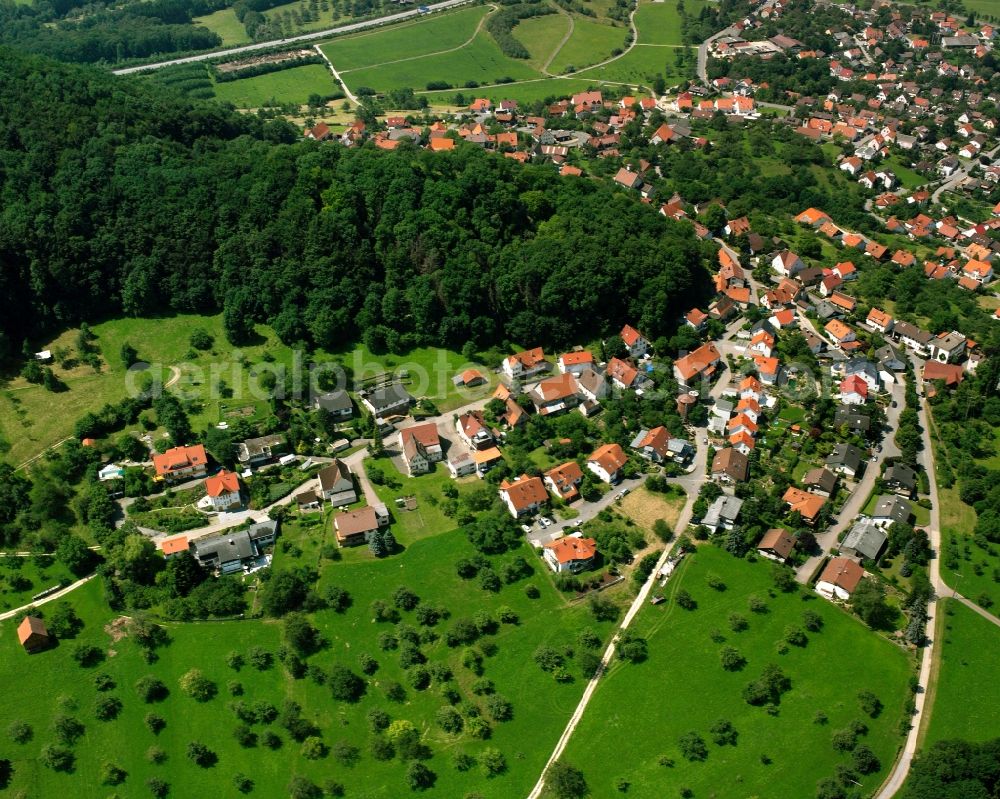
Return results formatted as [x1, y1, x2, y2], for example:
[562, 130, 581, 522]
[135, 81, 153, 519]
[213, 63, 338, 107]
[515, 13, 572, 71]
[0, 528, 623, 797]
[922, 598, 1000, 746]
[561, 545, 914, 798]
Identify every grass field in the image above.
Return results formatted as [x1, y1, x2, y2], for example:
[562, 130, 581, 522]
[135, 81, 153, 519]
[213, 63, 338, 107]
[514, 13, 572, 72]
[320, 6, 488, 71]
[420, 77, 601, 105]
[882, 155, 928, 191]
[0, 557, 76, 612]
[341, 31, 541, 93]
[575, 43, 695, 85]
[634, 1, 689, 45]
[922, 598, 1000, 747]
[1, 313, 493, 469]
[193, 7, 250, 46]
[547, 18, 627, 74]
[0, 527, 623, 797]
[561, 546, 914, 798]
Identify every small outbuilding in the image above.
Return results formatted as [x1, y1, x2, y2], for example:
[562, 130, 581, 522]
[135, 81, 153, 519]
[17, 615, 52, 654]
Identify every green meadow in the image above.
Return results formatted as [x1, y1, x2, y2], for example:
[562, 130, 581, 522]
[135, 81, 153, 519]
[213, 63, 338, 107]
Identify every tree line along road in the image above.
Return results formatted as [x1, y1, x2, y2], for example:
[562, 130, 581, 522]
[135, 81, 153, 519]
[111, 0, 473, 76]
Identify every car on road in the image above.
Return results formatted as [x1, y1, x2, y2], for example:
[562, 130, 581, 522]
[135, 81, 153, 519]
[521, 524, 532, 534]
[538, 517, 552, 528]
[616, 488, 630, 500]
[702, 438, 708, 444]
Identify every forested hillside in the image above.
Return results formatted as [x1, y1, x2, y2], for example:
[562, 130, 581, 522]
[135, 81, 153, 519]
[0, 49, 709, 356]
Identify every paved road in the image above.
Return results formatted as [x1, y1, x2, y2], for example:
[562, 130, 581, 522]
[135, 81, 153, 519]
[696, 27, 736, 84]
[930, 142, 1000, 204]
[795, 373, 905, 582]
[111, 0, 473, 75]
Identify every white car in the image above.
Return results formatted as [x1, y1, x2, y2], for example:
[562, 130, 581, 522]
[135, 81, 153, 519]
[539, 517, 552, 528]
[521, 524, 532, 534]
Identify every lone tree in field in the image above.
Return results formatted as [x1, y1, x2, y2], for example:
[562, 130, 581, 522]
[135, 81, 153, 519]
[545, 760, 589, 799]
[179, 669, 216, 702]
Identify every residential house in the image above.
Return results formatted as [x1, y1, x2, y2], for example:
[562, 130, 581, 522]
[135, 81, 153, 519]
[557, 351, 595, 375]
[866, 308, 894, 333]
[674, 342, 722, 387]
[893, 321, 933, 356]
[448, 451, 477, 478]
[333, 505, 391, 546]
[875, 344, 906, 373]
[825, 320, 856, 347]
[314, 390, 353, 419]
[400, 422, 444, 476]
[454, 369, 487, 388]
[783, 487, 826, 525]
[499, 474, 549, 517]
[17, 616, 51, 654]
[98, 463, 124, 482]
[753, 355, 781, 386]
[360, 383, 412, 418]
[816, 557, 865, 600]
[153, 444, 208, 483]
[834, 406, 870, 435]
[757, 528, 796, 563]
[294, 489, 321, 512]
[772, 250, 805, 276]
[685, 308, 708, 331]
[620, 324, 651, 359]
[750, 330, 775, 358]
[573, 367, 607, 404]
[929, 331, 967, 364]
[318, 459, 358, 505]
[804, 467, 838, 497]
[472, 447, 503, 477]
[204, 469, 242, 511]
[606, 357, 642, 391]
[871, 495, 912, 527]
[544, 461, 584, 503]
[530, 372, 581, 416]
[702, 495, 744, 532]
[844, 359, 880, 393]
[543, 536, 597, 574]
[587, 443, 628, 484]
[884, 463, 917, 497]
[841, 517, 888, 561]
[502, 348, 550, 381]
[159, 536, 190, 559]
[456, 410, 495, 450]
[712, 447, 749, 483]
[827, 443, 863, 478]
[237, 434, 286, 466]
[839, 375, 869, 405]
[630, 426, 671, 463]
[191, 519, 278, 572]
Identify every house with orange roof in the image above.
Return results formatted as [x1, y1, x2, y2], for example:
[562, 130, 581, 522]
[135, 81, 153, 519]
[685, 308, 708, 330]
[620, 324, 651, 359]
[772, 250, 805, 277]
[587, 443, 628, 484]
[865, 241, 888, 260]
[153, 444, 208, 483]
[560, 164, 582, 177]
[429, 137, 455, 151]
[606, 357, 641, 390]
[819, 221, 842, 239]
[958, 276, 981, 291]
[469, 98, 492, 112]
[543, 536, 597, 574]
[740, 375, 762, 401]
[829, 292, 857, 313]
[833, 261, 857, 281]
[963, 259, 993, 284]
[725, 286, 752, 306]
[841, 233, 866, 250]
[456, 410, 495, 451]
[729, 430, 756, 456]
[160, 536, 190, 560]
[529, 372, 581, 416]
[782, 486, 826, 525]
[674, 342, 721, 387]
[824, 319, 856, 346]
[502, 347, 549, 381]
[456, 368, 486, 387]
[752, 354, 780, 385]
[768, 309, 797, 329]
[650, 123, 678, 145]
[499, 474, 548, 518]
[816, 557, 864, 600]
[557, 351, 594, 375]
[401, 422, 443, 476]
[735, 396, 761, 423]
[630, 426, 674, 463]
[204, 469, 242, 511]
[892, 250, 916, 267]
[727, 413, 758, 437]
[750, 330, 775, 358]
[866, 308, 894, 334]
[544, 461, 584, 502]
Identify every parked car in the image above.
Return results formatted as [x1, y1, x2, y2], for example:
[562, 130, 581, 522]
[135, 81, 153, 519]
[521, 524, 532, 534]
[539, 517, 552, 528]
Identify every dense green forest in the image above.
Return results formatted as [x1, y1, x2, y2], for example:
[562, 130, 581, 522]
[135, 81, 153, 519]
[0, 49, 710, 357]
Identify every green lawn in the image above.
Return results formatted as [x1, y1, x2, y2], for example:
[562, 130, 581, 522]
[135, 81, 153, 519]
[561, 546, 914, 797]
[634, 1, 690, 45]
[340, 31, 541, 93]
[0, 529, 622, 797]
[938, 485, 1000, 612]
[421, 77, 602, 106]
[922, 598, 1000, 746]
[0, 556, 76, 612]
[193, 7, 250, 46]
[213, 64, 338, 107]
[1, 313, 493, 469]
[320, 6, 488, 71]
[882, 155, 928, 191]
[514, 13, 572, 72]
[547, 18, 627, 74]
[575, 43, 695, 85]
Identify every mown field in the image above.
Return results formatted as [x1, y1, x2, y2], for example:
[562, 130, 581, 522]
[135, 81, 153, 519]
[193, 7, 250, 46]
[576, 42, 694, 84]
[0, 313, 493, 469]
[0, 526, 623, 797]
[213, 63, 338, 107]
[547, 17, 627, 74]
[561, 545, 915, 798]
[320, 6, 488, 71]
[921, 598, 1000, 747]
[420, 77, 602, 106]
[0, 557, 76, 612]
[515, 12, 572, 71]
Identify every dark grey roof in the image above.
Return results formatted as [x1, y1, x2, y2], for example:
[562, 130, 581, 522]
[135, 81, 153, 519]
[804, 467, 837, 493]
[875, 344, 905, 370]
[845, 359, 878, 380]
[873, 495, 912, 524]
[826, 442, 863, 471]
[842, 518, 887, 560]
[315, 390, 353, 413]
[238, 434, 285, 461]
[363, 383, 413, 413]
[884, 463, 916, 490]
[834, 406, 870, 432]
[192, 519, 277, 565]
